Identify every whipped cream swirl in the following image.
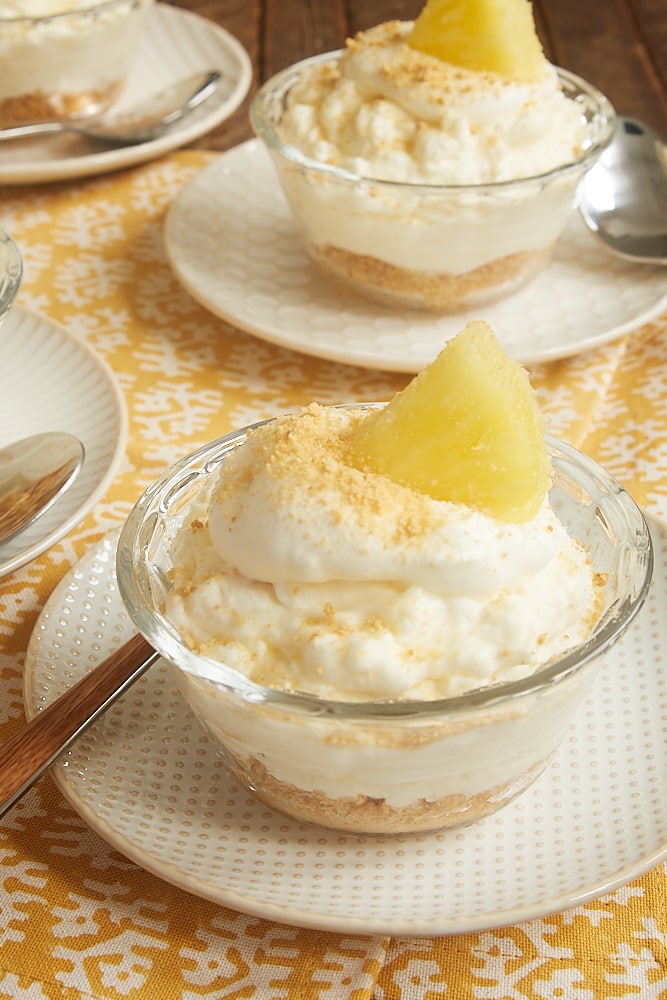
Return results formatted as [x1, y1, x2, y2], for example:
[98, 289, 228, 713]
[278, 21, 586, 184]
[165, 405, 599, 702]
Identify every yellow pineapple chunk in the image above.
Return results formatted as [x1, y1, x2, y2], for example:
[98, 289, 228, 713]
[407, 0, 546, 82]
[347, 322, 551, 523]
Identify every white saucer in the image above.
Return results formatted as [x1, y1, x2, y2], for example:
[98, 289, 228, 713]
[0, 4, 252, 186]
[0, 308, 126, 577]
[165, 140, 667, 372]
[23, 524, 667, 935]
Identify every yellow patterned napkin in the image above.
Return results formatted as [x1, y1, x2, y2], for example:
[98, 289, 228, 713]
[0, 151, 666, 999]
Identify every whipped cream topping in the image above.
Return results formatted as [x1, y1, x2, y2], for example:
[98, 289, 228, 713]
[278, 21, 586, 184]
[209, 405, 556, 597]
[165, 405, 600, 702]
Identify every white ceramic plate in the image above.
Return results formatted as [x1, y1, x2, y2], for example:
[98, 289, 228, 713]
[0, 4, 252, 185]
[23, 523, 667, 935]
[165, 140, 667, 372]
[0, 308, 126, 577]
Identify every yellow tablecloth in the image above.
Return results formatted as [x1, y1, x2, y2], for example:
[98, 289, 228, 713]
[1, 151, 667, 999]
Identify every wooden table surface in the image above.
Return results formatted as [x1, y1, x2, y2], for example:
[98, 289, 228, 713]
[171, 0, 667, 153]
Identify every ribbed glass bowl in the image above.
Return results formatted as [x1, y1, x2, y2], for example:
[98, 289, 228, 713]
[117, 411, 652, 835]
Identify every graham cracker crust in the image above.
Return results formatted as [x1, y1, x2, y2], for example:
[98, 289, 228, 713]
[242, 755, 549, 835]
[0, 84, 121, 127]
[312, 242, 555, 312]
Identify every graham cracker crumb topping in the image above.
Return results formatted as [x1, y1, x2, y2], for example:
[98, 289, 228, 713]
[213, 403, 461, 550]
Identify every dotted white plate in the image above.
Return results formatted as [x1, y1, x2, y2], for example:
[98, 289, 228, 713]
[23, 524, 667, 935]
[0, 4, 252, 185]
[165, 140, 667, 372]
[0, 308, 126, 576]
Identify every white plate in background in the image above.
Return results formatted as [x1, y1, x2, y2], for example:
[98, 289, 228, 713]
[0, 308, 126, 576]
[166, 140, 667, 373]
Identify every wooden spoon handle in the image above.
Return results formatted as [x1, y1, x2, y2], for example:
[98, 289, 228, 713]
[0, 632, 159, 817]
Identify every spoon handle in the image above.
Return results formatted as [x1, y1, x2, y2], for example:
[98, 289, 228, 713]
[0, 632, 159, 817]
[0, 122, 67, 141]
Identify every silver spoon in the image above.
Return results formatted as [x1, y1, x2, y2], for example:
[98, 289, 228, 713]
[579, 116, 667, 264]
[0, 432, 84, 545]
[0, 70, 221, 146]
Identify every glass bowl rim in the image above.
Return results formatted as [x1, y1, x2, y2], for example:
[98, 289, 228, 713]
[117, 410, 653, 721]
[250, 53, 617, 194]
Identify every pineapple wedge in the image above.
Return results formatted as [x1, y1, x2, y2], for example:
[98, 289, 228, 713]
[347, 322, 551, 523]
[407, 0, 546, 82]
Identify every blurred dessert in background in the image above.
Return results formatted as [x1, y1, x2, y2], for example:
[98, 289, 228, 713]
[279, 12, 581, 186]
[0, 0, 152, 126]
[251, 0, 615, 311]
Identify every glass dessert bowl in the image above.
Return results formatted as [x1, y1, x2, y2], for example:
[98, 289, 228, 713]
[0, 227, 22, 327]
[117, 406, 652, 837]
[0, 0, 153, 127]
[250, 48, 616, 312]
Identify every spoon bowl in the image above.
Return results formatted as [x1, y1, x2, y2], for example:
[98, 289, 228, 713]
[0, 70, 221, 146]
[0, 432, 84, 546]
[579, 116, 667, 264]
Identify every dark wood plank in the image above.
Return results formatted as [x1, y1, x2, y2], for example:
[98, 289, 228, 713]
[263, 0, 347, 75]
[348, 0, 421, 34]
[535, 0, 667, 133]
[169, 0, 259, 150]
[631, 0, 667, 130]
